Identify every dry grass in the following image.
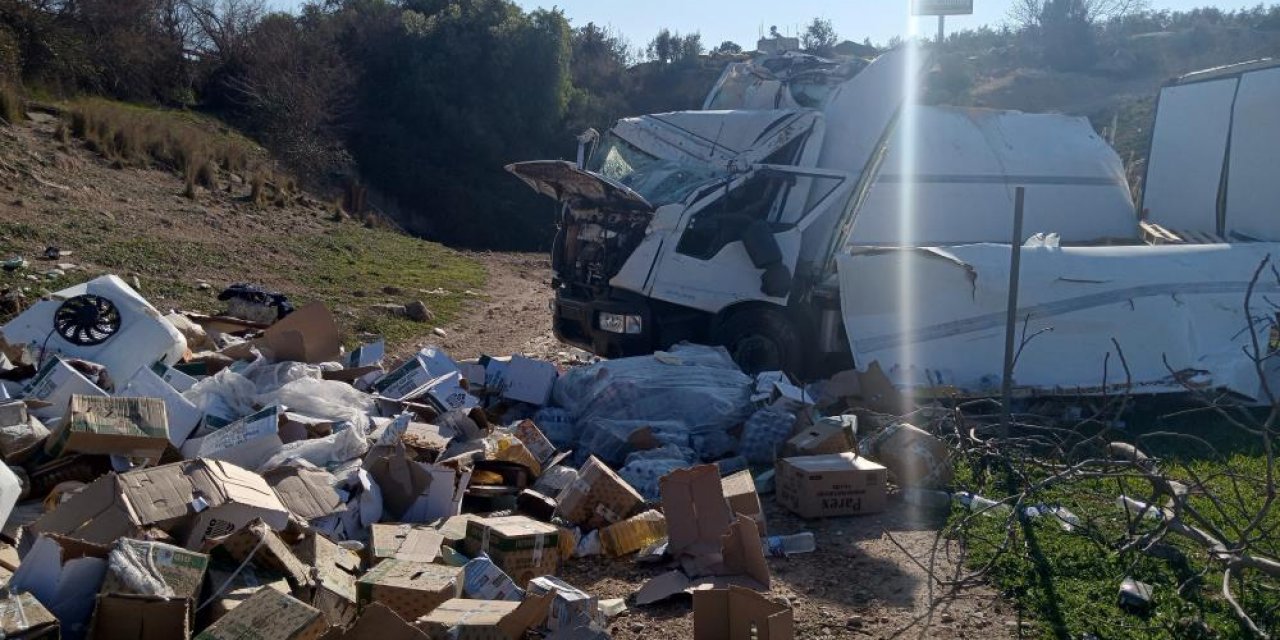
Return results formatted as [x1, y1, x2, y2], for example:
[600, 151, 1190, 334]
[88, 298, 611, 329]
[61, 99, 289, 205]
[0, 85, 23, 125]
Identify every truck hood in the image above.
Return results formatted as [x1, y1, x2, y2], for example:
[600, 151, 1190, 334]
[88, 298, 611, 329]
[505, 161, 654, 214]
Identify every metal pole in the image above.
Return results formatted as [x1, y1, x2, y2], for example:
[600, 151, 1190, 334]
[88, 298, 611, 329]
[1000, 187, 1026, 433]
[937, 15, 945, 45]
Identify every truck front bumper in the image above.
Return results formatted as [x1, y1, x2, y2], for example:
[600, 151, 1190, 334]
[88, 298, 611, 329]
[552, 290, 655, 359]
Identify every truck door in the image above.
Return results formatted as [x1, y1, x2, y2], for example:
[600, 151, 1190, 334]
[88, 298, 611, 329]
[643, 165, 854, 313]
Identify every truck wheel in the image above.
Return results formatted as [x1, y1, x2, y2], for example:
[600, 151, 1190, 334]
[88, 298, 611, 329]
[714, 307, 803, 375]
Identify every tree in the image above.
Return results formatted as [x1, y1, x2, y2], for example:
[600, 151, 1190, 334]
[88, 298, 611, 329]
[645, 28, 701, 65]
[1038, 0, 1098, 71]
[1010, 0, 1149, 28]
[800, 17, 837, 57]
[715, 40, 741, 54]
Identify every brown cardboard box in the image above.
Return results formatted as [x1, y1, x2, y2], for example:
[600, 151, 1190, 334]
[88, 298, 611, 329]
[863, 422, 953, 489]
[29, 458, 292, 549]
[414, 595, 550, 640]
[264, 464, 346, 524]
[356, 559, 461, 622]
[0, 401, 48, 464]
[257, 302, 342, 364]
[720, 471, 767, 536]
[661, 465, 734, 557]
[291, 532, 362, 628]
[203, 563, 292, 623]
[515, 489, 557, 522]
[511, 420, 556, 465]
[0, 591, 59, 639]
[553, 456, 644, 530]
[600, 509, 667, 557]
[91, 594, 191, 640]
[781, 419, 853, 458]
[9, 534, 111, 636]
[693, 585, 793, 640]
[195, 587, 328, 640]
[219, 520, 313, 588]
[462, 515, 559, 586]
[101, 538, 209, 599]
[775, 453, 887, 518]
[46, 395, 169, 460]
[370, 523, 444, 564]
[318, 603, 428, 640]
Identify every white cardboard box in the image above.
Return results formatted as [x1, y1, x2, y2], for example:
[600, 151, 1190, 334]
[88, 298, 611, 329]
[501, 356, 557, 406]
[180, 406, 283, 471]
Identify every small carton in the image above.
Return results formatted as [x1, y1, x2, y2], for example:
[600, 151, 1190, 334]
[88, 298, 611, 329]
[600, 509, 667, 557]
[693, 585, 793, 640]
[415, 596, 550, 640]
[553, 456, 644, 531]
[462, 516, 559, 586]
[318, 602, 427, 640]
[102, 538, 209, 599]
[24, 357, 108, 423]
[781, 417, 853, 458]
[409, 372, 480, 412]
[116, 366, 202, 447]
[721, 470, 767, 536]
[355, 559, 461, 623]
[0, 408, 50, 464]
[151, 362, 198, 393]
[370, 524, 444, 565]
[180, 406, 284, 471]
[775, 453, 887, 518]
[511, 420, 556, 466]
[203, 563, 291, 622]
[0, 591, 60, 639]
[292, 532, 361, 629]
[373, 348, 458, 400]
[461, 555, 523, 601]
[0, 399, 27, 429]
[90, 593, 191, 640]
[46, 395, 170, 461]
[516, 489, 557, 522]
[500, 356, 557, 406]
[526, 576, 599, 631]
[194, 586, 328, 640]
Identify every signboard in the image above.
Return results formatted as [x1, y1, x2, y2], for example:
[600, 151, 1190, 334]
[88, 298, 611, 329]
[911, 0, 973, 15]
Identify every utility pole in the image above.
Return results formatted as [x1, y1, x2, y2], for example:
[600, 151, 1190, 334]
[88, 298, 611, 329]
[937, 15, 945, 45]
[911, 0, 972, 45]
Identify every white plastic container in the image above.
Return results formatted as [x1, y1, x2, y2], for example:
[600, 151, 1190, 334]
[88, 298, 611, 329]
[1, 275, 186, 379]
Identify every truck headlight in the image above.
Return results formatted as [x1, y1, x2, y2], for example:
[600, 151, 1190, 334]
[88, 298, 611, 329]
[598, 312, 642, 335]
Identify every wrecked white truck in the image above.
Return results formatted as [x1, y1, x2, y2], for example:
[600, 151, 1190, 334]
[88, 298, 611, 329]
[509, 50, 1280, 401]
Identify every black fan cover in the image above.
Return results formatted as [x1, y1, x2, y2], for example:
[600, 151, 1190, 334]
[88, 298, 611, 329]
[54, 294, 121, 346]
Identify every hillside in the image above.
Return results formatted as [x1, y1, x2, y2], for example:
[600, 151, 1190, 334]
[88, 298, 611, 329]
[0, 99, 492, 351]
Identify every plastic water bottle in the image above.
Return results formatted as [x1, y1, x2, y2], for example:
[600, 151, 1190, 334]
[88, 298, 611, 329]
[764, 532, 816, 557]
[954, 491, 1010, 516]
[900, 488, 952, 510]
[1117, 495, 1165, 521]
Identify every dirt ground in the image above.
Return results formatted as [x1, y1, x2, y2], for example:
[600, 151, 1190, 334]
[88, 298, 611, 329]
[434, 255, 1023, 640]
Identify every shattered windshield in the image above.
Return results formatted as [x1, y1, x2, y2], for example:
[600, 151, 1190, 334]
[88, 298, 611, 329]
[589, 133, 725, 206]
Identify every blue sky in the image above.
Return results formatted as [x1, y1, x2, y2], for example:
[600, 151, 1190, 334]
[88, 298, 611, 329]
[270, 1, 1257, 50]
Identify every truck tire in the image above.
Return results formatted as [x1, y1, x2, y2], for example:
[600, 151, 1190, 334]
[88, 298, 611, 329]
[714, 307, 803, 375]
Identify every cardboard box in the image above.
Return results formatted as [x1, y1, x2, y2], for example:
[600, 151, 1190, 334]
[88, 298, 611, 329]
[373, 348, 458, 400]
[364, 447, 467, 523]
[721, 471, 767, 536]
[91, 593, 191, 640]
[116, 366, 202, 447]
[693, 585, 793, 640]
[194, 586, 328, 640]
[462, 516, 559, 586]
[264, 464, 345, 524]
[317, 602, 427, 640]
[203, 563, 291, 622]
[0, 409, 49, 464]
[500, 356, 557, 405]
[415, 596, 550, 640]
[600, 509, 667, 557]
[151, 362, 198, 393]
[0, 591, 60, 639]
[0, 399, 26, 429]
[461, 555, 523, 601]
[180, 406, 284, 471]
[292, 532, 361, 628]
[775, 453, 887, 518]
[553, 456, 644, 530]
[24, 357, 108, 422]
[511, 420, 556, 465]
[863, 421, 952, 489]
[515, 489, 556, 522]
[102, 538, 209, 599]
[370, 524, 444, 564]
[9, 534, 109, 638]
[407, 372, 479, 413]
[46, 395, 170, 461]
[355, 559, 461, 622]
[258, 302, 341, 364]
[781, 419, 853, 458]
[219, 520, 313, 588]
[526, 576, 598, 631]
[29, 458, 291, 549]
[661, 465, 734, 557]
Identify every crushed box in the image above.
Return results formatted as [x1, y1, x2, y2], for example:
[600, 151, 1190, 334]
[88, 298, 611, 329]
[553, 456, 643, 530]
[693, 585, 793, 640]
[414, 596, 550, 640]
[600, 509, 667, 557]
[775, 453, 887, 518]
[356, 559, 461, 622]
[462, 515, 559, 586]
[0, 591, 59, 639]
[781, 418, 853, 458]
[180, 406, 284, 472]
[292, 532, 362, 628]
[46, 395, 169, 461]
[91, 593, 191, 640]
[194, 586, 328, 640]
[721, 470, 767, 536]
[102, 538, 209, 599]
[527, 576, 599, 631]
[24, 357, 108, 423]
[370, 523, 444, 564]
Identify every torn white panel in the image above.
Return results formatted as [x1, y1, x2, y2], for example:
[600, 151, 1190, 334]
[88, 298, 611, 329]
[849, 108, 1137, 245]
[838, 243, 1280, 399]
[1225, 67, 1280, 240]
[1143, 78, 1237, 234]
